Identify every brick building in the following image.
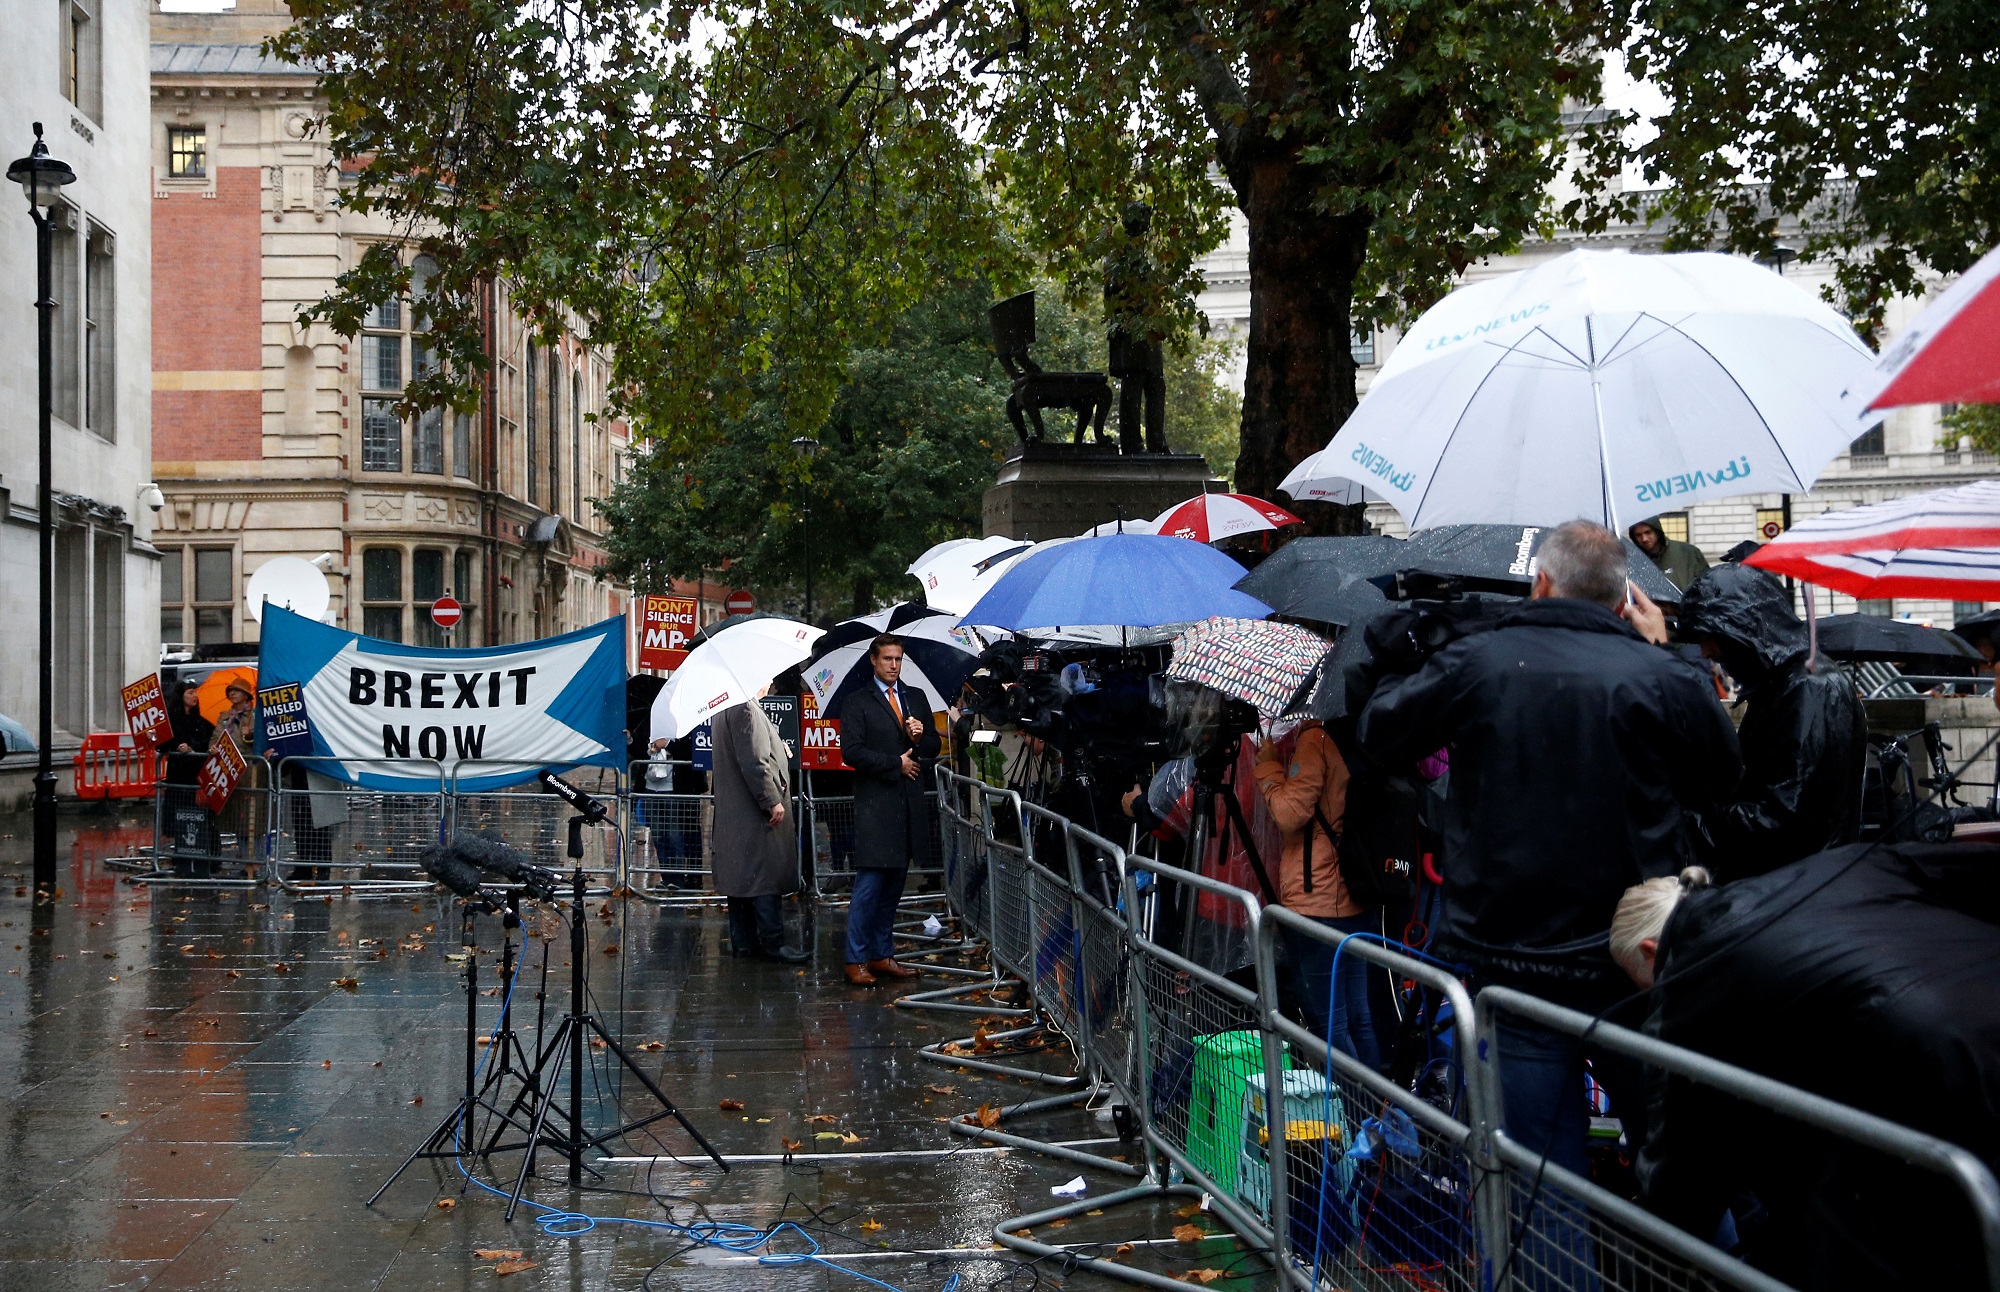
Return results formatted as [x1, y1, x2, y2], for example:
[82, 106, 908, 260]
[149, 0, 629, 653]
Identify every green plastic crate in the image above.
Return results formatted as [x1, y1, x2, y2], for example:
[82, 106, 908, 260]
[1188, 1030, 1289, 1192]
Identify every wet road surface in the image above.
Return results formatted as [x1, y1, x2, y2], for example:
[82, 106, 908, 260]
[0, 809, 1261, 1290]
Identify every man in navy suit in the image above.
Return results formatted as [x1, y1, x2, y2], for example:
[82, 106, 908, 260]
[839, 635, 942, 985]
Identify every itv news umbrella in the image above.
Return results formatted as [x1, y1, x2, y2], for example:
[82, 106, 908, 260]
[961, 533, 1272, 633]
[1279, 249, 1876, 530]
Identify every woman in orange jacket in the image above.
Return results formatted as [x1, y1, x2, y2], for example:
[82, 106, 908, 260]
[1254, 720, 1383, 1072]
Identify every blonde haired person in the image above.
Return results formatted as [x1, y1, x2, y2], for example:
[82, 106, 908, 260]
[1609, 867, 1712, 988]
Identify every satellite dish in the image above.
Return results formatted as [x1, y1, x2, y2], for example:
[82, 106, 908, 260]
[245, 556, 332, 624]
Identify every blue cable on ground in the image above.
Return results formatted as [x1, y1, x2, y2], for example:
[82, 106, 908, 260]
[441, 933, 931, 1292]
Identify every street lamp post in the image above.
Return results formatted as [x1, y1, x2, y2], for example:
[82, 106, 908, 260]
[790, 436, 821, 623]
[9, 124, 77, 898]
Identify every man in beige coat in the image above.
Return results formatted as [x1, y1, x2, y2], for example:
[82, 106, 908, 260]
[710, 690, 808, 963]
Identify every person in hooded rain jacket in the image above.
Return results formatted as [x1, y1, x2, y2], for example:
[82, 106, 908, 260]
[1628, 517, 1711, 593]
[1610, 842, 2000, 1291]
[1675, 564, 1866, 880]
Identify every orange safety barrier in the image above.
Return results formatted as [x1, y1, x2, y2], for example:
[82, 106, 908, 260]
[73, 734, 160, 801]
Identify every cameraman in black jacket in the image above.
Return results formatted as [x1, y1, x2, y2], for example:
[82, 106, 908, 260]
[1358, 520, 1741, 1183]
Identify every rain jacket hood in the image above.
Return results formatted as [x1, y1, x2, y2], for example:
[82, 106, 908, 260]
[1675, 564, 1807, 682]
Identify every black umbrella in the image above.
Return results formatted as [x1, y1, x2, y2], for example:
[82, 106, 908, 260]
[1950, 607, 2000, 658]
[1232, 536, 1403, 628]
[1395, 524, 1684, 604]
[1813, 615, 1985, 673]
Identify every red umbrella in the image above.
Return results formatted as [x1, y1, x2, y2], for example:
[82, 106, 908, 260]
[1848, 243, 2000, 412]
[1745, 480, 2000, 600]
[1152, 493, 1303, 544]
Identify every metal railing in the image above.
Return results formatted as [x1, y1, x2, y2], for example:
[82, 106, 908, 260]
[270, 757, 447, 894]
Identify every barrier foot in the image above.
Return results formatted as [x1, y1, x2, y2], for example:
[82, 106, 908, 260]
[893, 978, 1032, 1018]
[946, 1120, 1143, 1176]
[990, 1183, 1233, 1292]
[918, 1023, 1082, 1086]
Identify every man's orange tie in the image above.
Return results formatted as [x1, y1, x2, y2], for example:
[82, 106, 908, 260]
[886, 686, 905, 729]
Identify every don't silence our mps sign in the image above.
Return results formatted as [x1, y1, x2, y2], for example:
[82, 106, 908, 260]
[255, 605, 626, 792]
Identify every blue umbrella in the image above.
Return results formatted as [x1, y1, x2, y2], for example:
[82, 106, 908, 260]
[962, 534, 1273, 631]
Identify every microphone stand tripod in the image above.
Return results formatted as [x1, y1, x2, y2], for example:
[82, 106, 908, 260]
[368, 892, 539, 1205]
[499, 810, 726, 1220]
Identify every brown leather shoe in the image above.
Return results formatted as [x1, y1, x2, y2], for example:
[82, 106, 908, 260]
[868, 958, 919, 980]
[844, 963, 877, 986]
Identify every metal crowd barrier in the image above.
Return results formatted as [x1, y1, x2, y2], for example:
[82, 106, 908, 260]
[626, 759, 719, 902]
[133, 751, 273, 889]
[270, 757, 446, 895]
[928, 774, 2000, 1292]
[448, 764, 625, 894]
[805, 784, 945, 901]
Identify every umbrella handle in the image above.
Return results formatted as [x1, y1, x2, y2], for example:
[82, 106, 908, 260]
[1806, 583, 1818, 670]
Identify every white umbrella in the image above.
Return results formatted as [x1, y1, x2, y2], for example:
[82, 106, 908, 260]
[1280, 249, 1877, 531]
[802, 604, 989, 717]
[1078, 517, 1158, 537]
[907, 535, 1034, 615]
[651, 618, 823, 740]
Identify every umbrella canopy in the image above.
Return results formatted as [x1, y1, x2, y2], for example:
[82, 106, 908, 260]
[1078, 517, 1158, 537]
[1279, 249, 1876, 530]
[908, 535, 1036, 615]
[1232, 536, 1404, 628]
[684, 610, 809, 652]
[1152, 493, 1304, 544]
[651, 618, 823, 741]
[1951, 607, 2000, 657]
[1844, 242, 2000, 413]
[1165, 618, 1328, 720]
[961, 533, 1272, 632]
[1272, 461, 1373, 507]
[194, 666, 258, 723]
[804, 604, 987, 718]
[1745, 480, 2000, 601]
[1399, 525, 1684, 604]
[0, 711, 35, 754]
[1812, 614, 1984, 672]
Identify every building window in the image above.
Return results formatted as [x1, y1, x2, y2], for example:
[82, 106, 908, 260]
[192, 547, 234, 645]
[453, 411, 473, 479]
[1850, 423, 1886, 458]
[454, 550, 473, 606]
[361, 398, 402, 471]
[361, 548, 403, 642]
[62, 1, 102, 121]
[1858, 599, 1894, 618]
[1954, 601, 1986, 627]
[413, 406, 444, 474]
[548, 349, 562, 513]
[1350, 326, 1375, 367]
[51, 206, 79, 426]
[525, 341, 540, 506]
[413, 548, 447, 645]
[572, 372, 584, 519]
[84, 223, 114, 440]
[1754, 506, 1786, 544]
[160, 546, 185, 643]
[362, 335, 402, 390]
[167, 127, 206, 179]
[1654, 512, 1690, 544]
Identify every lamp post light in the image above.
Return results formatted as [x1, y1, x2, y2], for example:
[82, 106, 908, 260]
[790, 436, 821, 623]
[8, 124, 77, 899]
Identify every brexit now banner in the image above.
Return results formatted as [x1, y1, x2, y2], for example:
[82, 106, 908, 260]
[255, 605, 626, 792]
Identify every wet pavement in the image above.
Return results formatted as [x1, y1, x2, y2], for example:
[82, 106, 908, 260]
[0, 809, 1262, 1291]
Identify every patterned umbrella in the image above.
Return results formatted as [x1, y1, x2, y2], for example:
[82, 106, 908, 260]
[1165, 617, 1329, 720]
[1745, 480, 2000, 600]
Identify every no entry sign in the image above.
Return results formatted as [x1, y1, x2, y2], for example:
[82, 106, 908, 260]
[431, 596, 463, 630]
[725, 590, 755, 615]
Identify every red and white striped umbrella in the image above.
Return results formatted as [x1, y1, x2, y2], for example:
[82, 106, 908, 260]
[1845, 243, 2000, 413]
[1152, 493, 1304, 543]
[1745, 480, 2000, 599]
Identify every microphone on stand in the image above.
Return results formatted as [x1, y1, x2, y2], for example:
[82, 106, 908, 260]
[422, 841, 503, 912]
[449, 831, 561, 902]
[538, 769, 609, 823]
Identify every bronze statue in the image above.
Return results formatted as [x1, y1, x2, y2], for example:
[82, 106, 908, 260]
[1105, 202, 1168, 454]
[989, 291, 1113, 447]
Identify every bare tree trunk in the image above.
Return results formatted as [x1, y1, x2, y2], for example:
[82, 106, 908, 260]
[1231, 156, 1371, 534]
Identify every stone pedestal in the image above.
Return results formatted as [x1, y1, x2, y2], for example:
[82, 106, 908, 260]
[982, 445, 1222, 542]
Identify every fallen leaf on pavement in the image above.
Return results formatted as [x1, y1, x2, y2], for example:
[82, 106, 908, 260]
[434, 1197, 455, 1210]
[858, 1218, 883, 1233]
[637, 1041, 665, 1051]
[814, 1132, 842, 1141]
[1173, 1223, 1206, 1243]
[1179, 1271, 1224, 1285]
[839, 1131, 863, 1145]
[1115, 1243, 1136, 1255]
[494, 1258, 537, 1276]
[805, 1113, 837, 1124]
[472, 1249, 524, 1261]
[1013, 1228, 1033, 1239]
[719, 1098, 745, 1111]
[333, 977, 359, 992]
[974, 1103, 1002, 1129]
[927, 1084, 957, 1095]
[410, 1096, 424, 1106]
[781, 1138, 803, 1152]
[1175, 1204, 1202, 1219]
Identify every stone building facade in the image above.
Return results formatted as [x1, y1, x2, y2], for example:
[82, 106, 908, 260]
[149, 0, 628, 655]
[0, 0, 160, 767]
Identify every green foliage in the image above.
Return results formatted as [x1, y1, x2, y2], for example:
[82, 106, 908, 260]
[1943, 404, 2000, 457]
[1632, 0, 2000, 332]
[1165, 332, 1243, 483]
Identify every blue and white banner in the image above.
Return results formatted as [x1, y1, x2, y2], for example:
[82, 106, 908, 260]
[256, 605, 627, 792]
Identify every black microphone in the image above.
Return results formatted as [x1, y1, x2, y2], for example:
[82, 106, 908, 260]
[538, 769, 609, 823]
[422, 841, 499, 909]
[449, 831, 561, 902]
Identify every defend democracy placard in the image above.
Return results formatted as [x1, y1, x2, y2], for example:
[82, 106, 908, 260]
[255, 605, 626, 792]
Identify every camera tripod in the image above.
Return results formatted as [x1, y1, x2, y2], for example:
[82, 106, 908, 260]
[368, 893, 542, 1205]
[488, 811, 727, 1219]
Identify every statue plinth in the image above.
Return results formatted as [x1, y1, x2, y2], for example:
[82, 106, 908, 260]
[982, 444, 1222, 542]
